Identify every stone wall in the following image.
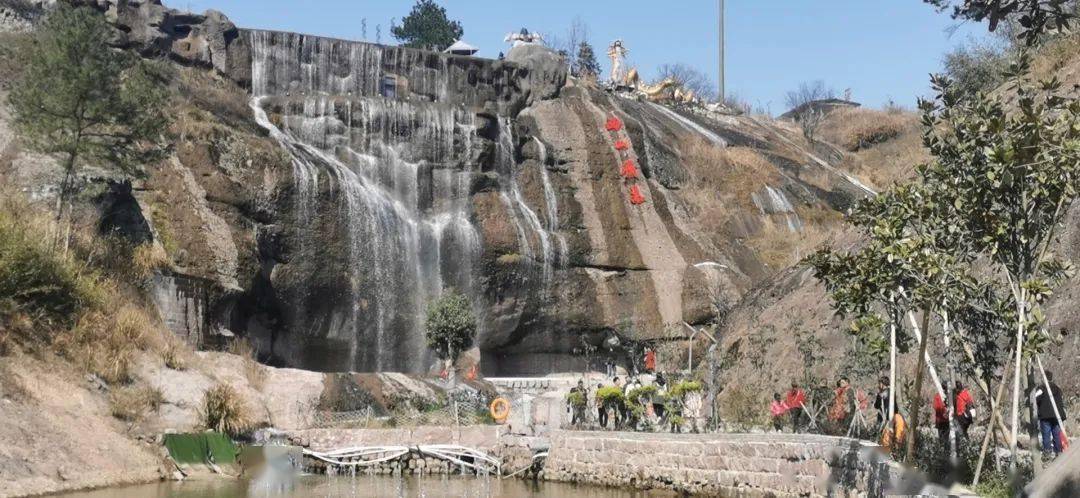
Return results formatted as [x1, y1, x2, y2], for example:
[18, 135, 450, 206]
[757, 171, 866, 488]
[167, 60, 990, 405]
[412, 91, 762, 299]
[542, 431, 894, 497]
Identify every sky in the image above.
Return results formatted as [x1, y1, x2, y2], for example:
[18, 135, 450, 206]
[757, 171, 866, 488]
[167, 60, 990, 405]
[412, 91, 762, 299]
[180, 0, 994, 113]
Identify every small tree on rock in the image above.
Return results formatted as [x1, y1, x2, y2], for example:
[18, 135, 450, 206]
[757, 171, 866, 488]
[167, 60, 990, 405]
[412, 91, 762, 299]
[425, 290, 477, 381]
[575, 41, 601, 79]
[391, 0, 464, 51]
[9, 6, 169, 248]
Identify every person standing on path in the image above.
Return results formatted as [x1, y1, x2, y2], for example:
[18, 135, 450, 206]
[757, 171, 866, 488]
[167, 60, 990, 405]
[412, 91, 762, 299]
[953, 381, 975, 438]
[785, 381, 807, 432]
[770, 393, 788, 432]
[1034, 371, 1068, 456]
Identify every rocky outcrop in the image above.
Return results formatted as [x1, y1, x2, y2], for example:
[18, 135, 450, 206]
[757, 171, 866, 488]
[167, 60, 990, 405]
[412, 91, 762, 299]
[0, 4, 871, 377]
[39, 0, 252, 85]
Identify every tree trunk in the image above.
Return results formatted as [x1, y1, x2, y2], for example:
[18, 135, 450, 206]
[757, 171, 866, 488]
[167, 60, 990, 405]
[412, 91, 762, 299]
[905, 309, 933, 464]
[1010, 287, 1026, 472]
[973, 361, 1012, 486]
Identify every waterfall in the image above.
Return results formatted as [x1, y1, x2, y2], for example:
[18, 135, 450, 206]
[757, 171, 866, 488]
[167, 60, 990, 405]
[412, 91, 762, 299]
[751, 185, 803, 233]
[534, 138, 568, 265]
[249, 30, 481, 372]
[497, 120, 554, 285]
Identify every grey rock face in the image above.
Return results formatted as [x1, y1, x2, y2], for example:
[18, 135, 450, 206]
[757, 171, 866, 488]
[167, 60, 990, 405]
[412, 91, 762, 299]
[61, 0, 253, 85]
[506, 43, 568, 105]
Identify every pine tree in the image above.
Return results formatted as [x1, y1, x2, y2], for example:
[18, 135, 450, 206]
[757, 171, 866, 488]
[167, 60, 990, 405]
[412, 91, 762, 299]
[391, 0, 463, 51]
[575, 41, 600, 79]
[9, 6, 169, 246]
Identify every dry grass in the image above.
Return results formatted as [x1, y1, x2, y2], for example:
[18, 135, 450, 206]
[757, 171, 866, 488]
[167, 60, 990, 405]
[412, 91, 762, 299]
[820, 108, 914, 152]
[679, 138, 781, 237]
[719, 383, 769, 429]
[229, 338, 266, 391]
[1030, 31, 1080, 83]
[202, 383, 252, 437]
[160, 332, 192, 371]
[59, 304, 161, 384]
[746, 216, 833, 271]
[109, 384, 165, 422]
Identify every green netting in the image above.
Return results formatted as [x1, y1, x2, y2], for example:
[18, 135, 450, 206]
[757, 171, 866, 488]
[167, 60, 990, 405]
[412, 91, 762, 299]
[163, 432, 238, 465]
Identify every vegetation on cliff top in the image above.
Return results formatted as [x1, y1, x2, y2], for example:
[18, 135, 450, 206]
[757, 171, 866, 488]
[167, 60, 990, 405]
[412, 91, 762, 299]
[392, 0, 464, 51]
[9, 5, 169, 243]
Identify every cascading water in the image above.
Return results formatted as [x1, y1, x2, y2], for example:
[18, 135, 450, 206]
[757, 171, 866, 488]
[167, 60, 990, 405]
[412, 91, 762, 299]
[533, 138, 568, 265]
[249, 30, 481, 372]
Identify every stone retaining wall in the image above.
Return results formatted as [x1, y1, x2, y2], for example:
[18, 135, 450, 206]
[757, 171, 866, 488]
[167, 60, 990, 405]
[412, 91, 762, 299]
[543, 431, 895, 497]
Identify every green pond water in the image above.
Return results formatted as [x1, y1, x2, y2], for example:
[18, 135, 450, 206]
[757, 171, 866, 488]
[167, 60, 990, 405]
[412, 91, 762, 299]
[52, 475, 669, 497]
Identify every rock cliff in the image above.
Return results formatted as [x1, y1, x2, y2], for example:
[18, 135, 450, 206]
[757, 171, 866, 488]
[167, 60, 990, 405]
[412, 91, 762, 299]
[1, 1, 872, 376]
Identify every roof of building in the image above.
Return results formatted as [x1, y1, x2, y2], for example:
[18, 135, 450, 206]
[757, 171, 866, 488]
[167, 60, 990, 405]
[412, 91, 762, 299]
[444, 40, 479, 55]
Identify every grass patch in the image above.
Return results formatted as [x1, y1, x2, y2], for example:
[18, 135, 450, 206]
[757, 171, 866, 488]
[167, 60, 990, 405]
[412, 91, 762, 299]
[109, 384, 165, 422]
[0, 198, 107, 337]
[202, 383, 252, 437]
[229, 338, 266, 391]
[678, 137, 781, 239]
[820, 108, 913, 152]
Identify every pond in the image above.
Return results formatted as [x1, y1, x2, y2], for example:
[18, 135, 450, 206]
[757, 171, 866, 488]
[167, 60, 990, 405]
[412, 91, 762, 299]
[52, 475, 670, 497]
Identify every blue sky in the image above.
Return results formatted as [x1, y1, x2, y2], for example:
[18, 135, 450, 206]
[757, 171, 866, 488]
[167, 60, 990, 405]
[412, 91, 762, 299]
[181, 0, 993, 113]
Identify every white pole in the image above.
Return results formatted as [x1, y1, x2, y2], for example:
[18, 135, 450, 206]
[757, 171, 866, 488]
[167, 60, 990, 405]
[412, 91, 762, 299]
[889, 313, 896, 426]
[718, 0, 725, 102]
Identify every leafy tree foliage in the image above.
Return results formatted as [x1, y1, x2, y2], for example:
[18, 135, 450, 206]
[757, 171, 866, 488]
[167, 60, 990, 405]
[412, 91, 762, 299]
[811, 53, 1080, 466]
[391, 0, 463, 51]
[424, 289, 476, 364]
[942, 39, 1012, 95]
[925, 0, 1077, 45]
[9, 6, 169, 231]
[575, 41, 601, 79]
[918, 56, 1080, 461]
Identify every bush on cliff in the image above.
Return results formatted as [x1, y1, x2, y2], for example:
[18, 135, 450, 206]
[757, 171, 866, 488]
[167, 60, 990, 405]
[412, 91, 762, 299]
[202, 383, 252, 438]
[424, 289, 476, 371]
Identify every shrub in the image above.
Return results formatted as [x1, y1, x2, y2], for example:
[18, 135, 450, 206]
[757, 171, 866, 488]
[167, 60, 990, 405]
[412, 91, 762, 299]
[0, 205, 106, 333]
[109, 384, 164, 422]
[668, 380, 703, 399]
[160, 333, 191, 371]
[595, 386, 625, 408]
[720, 383, 768, 429]
[202, 383, 252, 437]
[565, 391, 586, 409]
[820, 108, 911, 152]
[626, 385, 658, 404]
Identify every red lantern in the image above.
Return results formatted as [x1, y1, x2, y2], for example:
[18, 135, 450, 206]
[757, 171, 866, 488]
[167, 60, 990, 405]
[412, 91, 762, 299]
[614, 140, 629, 151]
[629, 185, 646, 205]
[621, 160, 639, 179]
[605, 116, 623, 132]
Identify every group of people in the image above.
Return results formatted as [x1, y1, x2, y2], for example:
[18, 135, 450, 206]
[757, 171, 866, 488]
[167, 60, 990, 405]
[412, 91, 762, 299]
[767, 373, 1070, 458]
[568, 372, 674, 431]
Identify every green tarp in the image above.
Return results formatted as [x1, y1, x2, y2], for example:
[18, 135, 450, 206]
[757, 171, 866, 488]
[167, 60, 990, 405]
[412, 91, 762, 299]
[163, 432, 238, 465]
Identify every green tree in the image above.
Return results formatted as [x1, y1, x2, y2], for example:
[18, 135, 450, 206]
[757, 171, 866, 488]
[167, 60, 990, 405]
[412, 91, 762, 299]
[9, 6, 169, 246]
[424, 289, 477, 379]
[575, 41, 600, 79]
[917, 57, 1080, 467]
[809, 184, 974, 463]
[391, 0, 464, 51]
[925, 0, 1076, 45]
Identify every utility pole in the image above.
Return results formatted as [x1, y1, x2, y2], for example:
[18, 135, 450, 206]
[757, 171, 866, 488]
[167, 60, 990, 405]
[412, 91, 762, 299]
[718, 0, 725, 103]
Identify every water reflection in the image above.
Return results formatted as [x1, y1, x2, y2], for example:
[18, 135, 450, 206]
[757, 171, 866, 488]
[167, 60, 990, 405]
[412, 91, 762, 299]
[54, 475, 671, 497]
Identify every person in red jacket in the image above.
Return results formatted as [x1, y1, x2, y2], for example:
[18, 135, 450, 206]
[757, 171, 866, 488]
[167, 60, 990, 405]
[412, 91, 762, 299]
[953, 381, 975, 438]
[933, 386, 951, 443]
[643, 348, 656, 373]
[785, 381, 807, 432]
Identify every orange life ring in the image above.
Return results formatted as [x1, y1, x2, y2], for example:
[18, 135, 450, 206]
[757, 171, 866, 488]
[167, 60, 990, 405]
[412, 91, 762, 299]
[490, 397, 511, 422]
